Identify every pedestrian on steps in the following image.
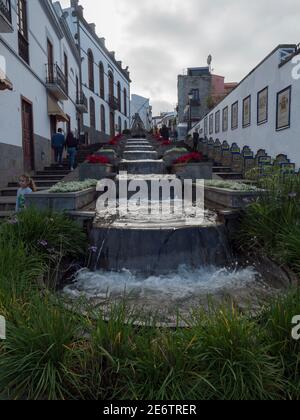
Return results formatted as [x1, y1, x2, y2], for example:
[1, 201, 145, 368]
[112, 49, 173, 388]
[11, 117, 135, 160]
[16, 174, 37, 213]
[160, 125, 170, 141]
[51, 128, 65, 167]
[65, 131, 79, 171]
[193, 132, 200, 151]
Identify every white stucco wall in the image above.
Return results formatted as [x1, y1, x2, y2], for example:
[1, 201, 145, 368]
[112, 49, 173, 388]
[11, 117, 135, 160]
[64, 6, 130, 135]
[191, 47, 300, 168]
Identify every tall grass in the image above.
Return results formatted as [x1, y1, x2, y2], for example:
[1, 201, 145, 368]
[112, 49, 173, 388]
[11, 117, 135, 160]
[259, 289, 300, 400]
[0, 295, 85, 400]
[0, 208, 87, 289]
[239, 173, 300, 272]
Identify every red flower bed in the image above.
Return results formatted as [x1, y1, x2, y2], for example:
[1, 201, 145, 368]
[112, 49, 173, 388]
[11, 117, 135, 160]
[109, 134, 123, 145]
[174, 152, 203, 165]
[87, 155, 110, 164]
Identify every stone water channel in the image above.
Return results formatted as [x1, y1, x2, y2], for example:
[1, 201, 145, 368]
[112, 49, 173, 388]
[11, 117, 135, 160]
[64, 137, 286, 326]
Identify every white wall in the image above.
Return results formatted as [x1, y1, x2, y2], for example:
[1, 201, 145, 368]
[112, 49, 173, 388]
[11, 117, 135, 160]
[192, 47, 300, 168]
[64, 5, 130, 135]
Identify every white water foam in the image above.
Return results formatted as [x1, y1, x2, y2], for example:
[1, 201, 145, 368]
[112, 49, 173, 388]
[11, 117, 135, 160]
[64, 265, 260, 302]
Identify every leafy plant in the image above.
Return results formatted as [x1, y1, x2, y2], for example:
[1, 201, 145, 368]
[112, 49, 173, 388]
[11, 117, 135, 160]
[0, 295, 85, 400]
[49, 179, 98, 193]
[174, 152, 203, 164]
[86, 155, 111, 165]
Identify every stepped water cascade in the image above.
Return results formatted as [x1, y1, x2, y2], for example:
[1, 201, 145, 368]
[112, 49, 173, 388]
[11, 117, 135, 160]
[64, 136, 279, 324]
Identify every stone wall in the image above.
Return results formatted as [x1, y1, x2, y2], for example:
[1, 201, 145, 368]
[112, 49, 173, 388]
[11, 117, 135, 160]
[0, 143, 23, 189]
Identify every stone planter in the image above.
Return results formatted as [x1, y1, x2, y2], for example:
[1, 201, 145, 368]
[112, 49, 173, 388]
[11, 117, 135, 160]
[205, 186, 261, 209]
[79, 163, 113, 181]
[25, 188, 97, 212]
[171, 162, 213, 180]
[94, 151, 117, 161]
[163, 151, 188, 167]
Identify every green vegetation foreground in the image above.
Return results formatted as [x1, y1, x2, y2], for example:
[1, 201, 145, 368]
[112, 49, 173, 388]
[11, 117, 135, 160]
[0, 202, 299, 400]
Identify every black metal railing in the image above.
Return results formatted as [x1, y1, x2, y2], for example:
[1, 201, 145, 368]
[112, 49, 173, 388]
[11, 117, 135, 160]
[76, 91, 88, 109]
[46, 63, 68, 96]
[108, 95, 119, 111]
[18, 31, 29, 64]
[0, 0, 11, 23]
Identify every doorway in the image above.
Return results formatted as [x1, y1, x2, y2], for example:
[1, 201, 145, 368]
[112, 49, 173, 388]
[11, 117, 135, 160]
[21, 98, 34, 172]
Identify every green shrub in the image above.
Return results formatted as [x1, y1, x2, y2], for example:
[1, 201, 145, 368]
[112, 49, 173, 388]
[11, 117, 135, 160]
[0, 295, 84, 400]
[0, 208, 87, 262]
[0, 239, 44, 314]
[260, 289, 300, 399]
[188, 306, 285, 400]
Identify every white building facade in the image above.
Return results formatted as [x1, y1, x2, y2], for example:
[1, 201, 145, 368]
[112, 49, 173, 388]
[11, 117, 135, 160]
[190, 45, 300, 169]
[0, 0, 81, 188]
[130, 94, 152, 131]
[0, 0, 131, 189]
[63, 0, 131, 144]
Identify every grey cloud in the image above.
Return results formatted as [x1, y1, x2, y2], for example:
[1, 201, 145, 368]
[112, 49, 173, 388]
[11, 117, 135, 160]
[60, 0, 300, 115]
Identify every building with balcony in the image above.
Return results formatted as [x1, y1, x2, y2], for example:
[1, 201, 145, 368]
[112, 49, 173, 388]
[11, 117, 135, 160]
[63, 0, 131, 144]
[0, 0, 131, 188]
[177, 67, 236, 130]
[0, 0, 81, 188]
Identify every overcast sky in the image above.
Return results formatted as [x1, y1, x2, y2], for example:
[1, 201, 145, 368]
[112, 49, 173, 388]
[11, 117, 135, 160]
[60, 0, 300, 115]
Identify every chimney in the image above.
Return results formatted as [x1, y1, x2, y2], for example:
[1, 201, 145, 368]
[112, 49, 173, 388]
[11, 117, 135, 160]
[99, 37, 106, 47]
[110, 51, 115, 60]
[89, 23, 96, 33]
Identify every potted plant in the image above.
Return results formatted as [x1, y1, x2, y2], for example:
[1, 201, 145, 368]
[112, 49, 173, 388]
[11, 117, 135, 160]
[79, 155, 113, 181]
[171, 152, 213, 180]
[163, 147, 188, 166]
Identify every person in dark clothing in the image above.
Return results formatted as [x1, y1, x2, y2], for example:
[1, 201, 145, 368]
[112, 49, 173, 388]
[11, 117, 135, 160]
[65, 131, 79, 170]
[160, 125, 170, 141]
[51, 128, 65, 166]
[193, 132, 200, 151]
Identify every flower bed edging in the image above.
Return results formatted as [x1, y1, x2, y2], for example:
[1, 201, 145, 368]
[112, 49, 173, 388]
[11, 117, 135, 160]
[79, 162, 113, 181]
[205, 186, 262, 209]
[172, 162, 213, 180]
[25, 188, 97, 212]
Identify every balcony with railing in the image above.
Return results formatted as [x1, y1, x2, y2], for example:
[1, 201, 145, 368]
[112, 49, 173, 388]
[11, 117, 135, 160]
[76, 91, 88, 113]
[0, 0, 13, 33]
[46, 63, 68, 101]
[108, 95, 119, 111]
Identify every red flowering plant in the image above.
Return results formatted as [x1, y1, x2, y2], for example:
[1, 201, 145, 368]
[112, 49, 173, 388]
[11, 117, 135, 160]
[174, 152, 203, 165]
[87, 155, 110, 164]
[161, 140, 172, 146]
[109, 134, 123, 145]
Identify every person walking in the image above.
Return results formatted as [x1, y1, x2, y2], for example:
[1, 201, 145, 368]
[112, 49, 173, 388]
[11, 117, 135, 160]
[193, 131, 200, 151]
[51, 128, 65, 167]
[65, 131, 79, 171]
[160, 125, 170, 141]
